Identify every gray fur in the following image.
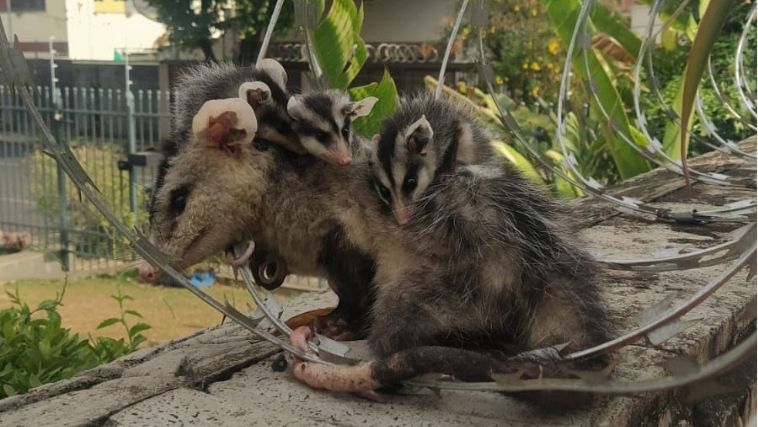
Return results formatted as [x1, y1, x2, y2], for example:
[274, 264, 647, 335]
[372, 92, 494, 225]
[146, 89, 613, 369]
[170, 61, 297, 152]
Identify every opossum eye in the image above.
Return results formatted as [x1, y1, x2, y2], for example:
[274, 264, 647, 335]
[341, 123, 350, 139]
[169, 185, 191, 216]
[315, 131, 329, 143]
[374, 182, 391, 205]
[403, 177, 417, 193]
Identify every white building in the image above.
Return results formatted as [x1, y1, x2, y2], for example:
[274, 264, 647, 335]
[1, 0, 165, 60]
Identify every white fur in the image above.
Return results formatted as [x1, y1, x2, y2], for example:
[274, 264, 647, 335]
[349, 96, 378, 118]
[257, 58, 288, 89]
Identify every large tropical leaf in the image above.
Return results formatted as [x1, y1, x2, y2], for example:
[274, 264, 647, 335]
[544, 0, 650, 179]
[491, 140, 544, 185]
[679, 0, 733, 167]
[349, 70, 400, 137]
[589, 3, 642, 57]
[310, 0, 366, 89]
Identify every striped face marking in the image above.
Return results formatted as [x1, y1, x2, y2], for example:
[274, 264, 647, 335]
[372, 116, 435, 226]
[287, 94, 377, 166]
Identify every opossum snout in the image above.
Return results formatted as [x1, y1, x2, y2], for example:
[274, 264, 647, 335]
[138, 261, 161, 283]
[337, 157, 352, 166]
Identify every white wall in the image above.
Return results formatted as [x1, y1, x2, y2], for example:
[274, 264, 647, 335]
[0, 0, 68, 55]
[361, 0, 457, 42]
[65, 0, 166, 60]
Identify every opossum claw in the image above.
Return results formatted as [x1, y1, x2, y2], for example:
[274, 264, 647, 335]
[228, 241, 256, 268]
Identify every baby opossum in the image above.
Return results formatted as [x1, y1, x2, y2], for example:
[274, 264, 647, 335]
[371, 93, 493, 225]
[287, 90, 377, 166]
[171, 59, 300, 154]
[290, 98, 614, 395]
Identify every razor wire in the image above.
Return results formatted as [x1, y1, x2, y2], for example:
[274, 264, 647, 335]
[706, 57, 757, 131]
[2, 0, 756, 397]
[435, 0, 469, 99]
[584, 0, 754, 188]
[469, 1, 756, 229]
[735, 2, 757, 119]
[468, 0, 756, 273]
[636, 0, 756, 160]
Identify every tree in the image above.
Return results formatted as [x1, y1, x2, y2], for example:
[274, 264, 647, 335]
[145, 0, 293, 63]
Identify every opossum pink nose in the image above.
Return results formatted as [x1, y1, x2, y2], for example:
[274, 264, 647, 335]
[138, 262, 157, 282]
[338, 157, 352, 166]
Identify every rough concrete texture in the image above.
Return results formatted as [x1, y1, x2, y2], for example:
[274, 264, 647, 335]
[0, 143, 754, 426]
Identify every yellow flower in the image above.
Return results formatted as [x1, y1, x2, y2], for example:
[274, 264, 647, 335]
[495, 75, 504, 85]
[548, 39, 560, 55]
[522, 62, 529, 70]
[531, 8, 537, 16]
[531, 86, 541, 95]
[456, 81, 467, 93]
[514, 5, 520, 12]
[530, 62, 541, 71]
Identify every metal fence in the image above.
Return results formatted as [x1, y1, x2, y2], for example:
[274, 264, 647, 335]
[0, 84, 172, 271]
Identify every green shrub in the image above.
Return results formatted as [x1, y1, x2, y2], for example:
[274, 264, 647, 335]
[0, 281, 150, 399]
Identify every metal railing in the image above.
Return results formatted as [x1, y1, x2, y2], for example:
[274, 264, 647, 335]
[0, 83, 172, 271]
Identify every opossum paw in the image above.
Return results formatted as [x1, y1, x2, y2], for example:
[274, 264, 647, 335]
[290, 325, 317, 353]
[312, 314, 355, 341]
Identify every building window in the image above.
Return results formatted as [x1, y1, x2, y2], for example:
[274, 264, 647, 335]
[95, 0, 126, 14]
[0, 0, 46, 12]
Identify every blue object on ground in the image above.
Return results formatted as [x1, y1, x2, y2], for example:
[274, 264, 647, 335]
[157, 269, 216, 289]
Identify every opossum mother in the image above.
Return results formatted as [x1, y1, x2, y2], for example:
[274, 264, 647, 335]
[145, 91, 613, 393]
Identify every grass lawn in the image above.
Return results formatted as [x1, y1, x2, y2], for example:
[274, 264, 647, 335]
[0, 272, 305, 346]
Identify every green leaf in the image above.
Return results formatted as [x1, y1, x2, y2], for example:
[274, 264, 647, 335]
[679, 0, 733, 165]
[491, 140, 544, 185]
[96, 318, 121, 330]
[28, 373, 41, 388]
[661, 80, 692, 159]
[128, 323, 151, 338]
[349, 70, 400, 137]
[130, 335, 147, 350]
[311, 0, 366, 89]
[544, 0, 650, 179]
[124, 310, 143, 318]
[37, 299, 59, 311]
[3, 384, 16, 397]
[544, 149, 585, 197]
[589, 3, 641, 56]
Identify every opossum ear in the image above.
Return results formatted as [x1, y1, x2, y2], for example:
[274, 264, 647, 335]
[406, 115, 432, 155]
[239, 81, 272, 111]
[192, 98, 257, 155]
[346, 96, 378, 118]
[256, 58, 287, 89]
[286, 96, 303, 119]
[371, 134, 380, 145]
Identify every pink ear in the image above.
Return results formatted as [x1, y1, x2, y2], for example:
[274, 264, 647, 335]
[208, 111, 248, 154]
[192, 98, 257, 155]
[238, 81, 272, 111]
